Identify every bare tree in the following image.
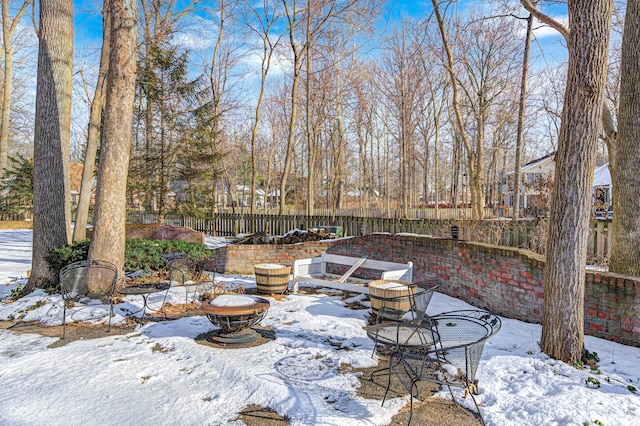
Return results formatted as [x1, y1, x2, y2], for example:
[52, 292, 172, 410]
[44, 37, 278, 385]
[242, 0, 282, 215]
[431, 0, 480, 219]
[521, 0, 613, 363]
[88, 0, 138, 282]
[378, 19, 423, 217]
[27, 0, 74, 289]
[511, 14, 533, 227]
[0, 0, 32, 176]
[279, 0, 307, 215]
[279, 0, 374, 215]
[453, 11, 521, 220]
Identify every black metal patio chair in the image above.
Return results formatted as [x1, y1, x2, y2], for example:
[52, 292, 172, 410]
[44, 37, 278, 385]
[370, 279, 441, 358]
[60, 259, 118, 338]
[166, 256, 205, 313]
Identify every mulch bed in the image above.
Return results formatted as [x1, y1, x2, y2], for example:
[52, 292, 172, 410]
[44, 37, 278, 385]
[348, 362, 482, 425]
[1, 320, 134, 348]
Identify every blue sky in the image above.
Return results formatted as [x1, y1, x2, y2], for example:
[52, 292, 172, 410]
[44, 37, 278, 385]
[71, 0, 568, 54]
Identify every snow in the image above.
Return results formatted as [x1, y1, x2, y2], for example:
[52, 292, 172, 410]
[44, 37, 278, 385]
[370, 282, 411, 291]
[208, 294, 259, 307]
[1, 229, 639, 425]
[254, 263, 288, 269]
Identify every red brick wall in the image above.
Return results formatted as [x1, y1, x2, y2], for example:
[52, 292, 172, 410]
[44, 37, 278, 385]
[210, 239, 341, 274]
[585, 273, 640, 346]
[212, 233, 640, 347]
[327, 234, 546, 321]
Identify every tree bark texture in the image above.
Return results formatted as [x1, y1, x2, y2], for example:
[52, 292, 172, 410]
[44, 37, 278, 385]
[88, 0, 137, 283]
[609, 0, 640, 276]
[73, 0, 111, 242]
[28, 0, 73, 288]
[540, 0, 613, 363]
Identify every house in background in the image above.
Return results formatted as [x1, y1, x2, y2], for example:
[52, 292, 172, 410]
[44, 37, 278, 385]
[69, 162, 85, 207]
[593, 163, 611, 219]
[500, 152, 555, 213]
[500, 153, 612, 218]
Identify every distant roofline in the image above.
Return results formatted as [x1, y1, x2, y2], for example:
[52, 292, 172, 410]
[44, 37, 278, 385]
[521, 151, 555, 168]
[505, 151, 555, 175]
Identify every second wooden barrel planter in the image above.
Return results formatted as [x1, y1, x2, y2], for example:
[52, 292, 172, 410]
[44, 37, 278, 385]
[368, 279, 416, 320]
[254, 263, 291, 294]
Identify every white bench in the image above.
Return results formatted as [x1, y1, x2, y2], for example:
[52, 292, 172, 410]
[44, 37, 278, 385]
[291, 252, 413, 294]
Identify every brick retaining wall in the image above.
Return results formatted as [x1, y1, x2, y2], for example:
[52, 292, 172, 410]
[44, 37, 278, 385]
[210, 239, 342, 274]
[326, 234, 546, 323]
[212, 233, 640, 347]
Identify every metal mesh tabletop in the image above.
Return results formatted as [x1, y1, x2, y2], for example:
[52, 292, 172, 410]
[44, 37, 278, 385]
[433, 316, 491, 349]
[367, 323, 438, 348]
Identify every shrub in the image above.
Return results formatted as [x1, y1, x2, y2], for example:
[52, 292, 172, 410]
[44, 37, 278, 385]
[45, 239, 91, 276]
[46, 238, 210, 278]
[124, 238, 210, 272]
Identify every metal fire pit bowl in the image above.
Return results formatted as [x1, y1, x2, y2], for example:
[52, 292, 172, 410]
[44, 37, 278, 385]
[201, 294, 270, 344]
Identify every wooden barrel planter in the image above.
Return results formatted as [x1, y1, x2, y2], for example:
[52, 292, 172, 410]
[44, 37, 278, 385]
[254, 263, 291, 294]
[368, 280, 416, 321]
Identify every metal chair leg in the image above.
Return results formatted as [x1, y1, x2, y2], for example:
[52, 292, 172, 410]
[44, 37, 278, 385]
[108, 301, 113, 332]
[382, 352, 403, 405]
[62, 304, 67, 339]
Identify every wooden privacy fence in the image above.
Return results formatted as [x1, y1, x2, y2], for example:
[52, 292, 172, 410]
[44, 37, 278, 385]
[212, 207, 499, 220]
[0, 209, 609, 259]
[125, 211, 548, 252]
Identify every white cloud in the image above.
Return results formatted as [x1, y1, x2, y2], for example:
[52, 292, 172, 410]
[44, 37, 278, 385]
[531, 15, 569, 39]
[174, 31, 216, 51]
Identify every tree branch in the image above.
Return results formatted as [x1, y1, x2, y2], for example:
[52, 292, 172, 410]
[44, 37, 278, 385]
[520, 0, 569, 41]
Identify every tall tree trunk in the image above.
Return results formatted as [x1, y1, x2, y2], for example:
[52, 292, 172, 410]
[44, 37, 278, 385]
[534, 0, 613, 363]
[249, 43, 271, 216]
[280, 70, 298, 216]
[0, 0, 31, 176]
[280, 1, 302, 216]
[27, 0, 73, 290]
[73, 0, 111, 242]
[431, 0, 478, 220]
[0, 0, 13, 176]
[470, 118, 484, 219]
[88, 0, 138, 283]
[512, 14, 533, 230]
[304, 7, 315, 217]
[609, 0, 640, 276]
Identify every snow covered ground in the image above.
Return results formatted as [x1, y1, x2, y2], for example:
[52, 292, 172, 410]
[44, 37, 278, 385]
[0, 229, 639, 425]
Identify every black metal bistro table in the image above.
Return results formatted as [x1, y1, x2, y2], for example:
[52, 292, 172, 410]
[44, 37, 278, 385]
[367, 311, 500, 425]
[118, 282, 171, 319]
[367, 322, 439, 351]
[367, 322, 439, 404]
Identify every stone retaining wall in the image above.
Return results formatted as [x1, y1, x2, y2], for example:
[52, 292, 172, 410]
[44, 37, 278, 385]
[213, 233, 640, 347]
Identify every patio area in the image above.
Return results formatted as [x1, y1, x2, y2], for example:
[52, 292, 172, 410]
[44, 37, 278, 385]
[1, 229, 639, 426]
